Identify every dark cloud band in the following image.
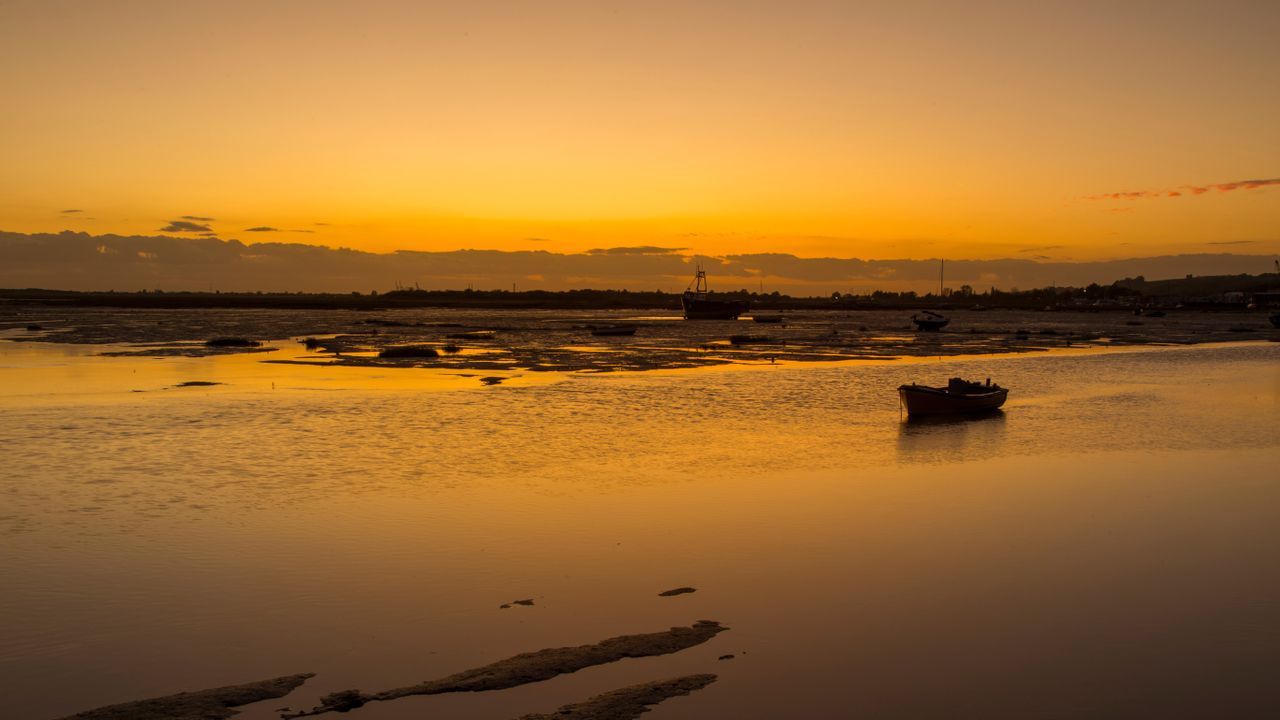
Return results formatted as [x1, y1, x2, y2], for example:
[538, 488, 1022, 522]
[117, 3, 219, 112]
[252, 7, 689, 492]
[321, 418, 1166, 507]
[160, 220, 213, 233]
[1087, 177, 1280, 201]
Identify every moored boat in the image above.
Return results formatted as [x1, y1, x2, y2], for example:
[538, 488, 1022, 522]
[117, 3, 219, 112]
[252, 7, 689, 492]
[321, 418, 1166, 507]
[911, 310, 950, 331]
[682, 267, 749, 320]
[590, 324, 637, 336]
[898, 377, 1008, 416]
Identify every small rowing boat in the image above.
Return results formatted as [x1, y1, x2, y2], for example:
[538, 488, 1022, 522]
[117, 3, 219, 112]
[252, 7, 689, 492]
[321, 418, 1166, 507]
[898, 377, 1008, 416]
[590, 325, 637, 336]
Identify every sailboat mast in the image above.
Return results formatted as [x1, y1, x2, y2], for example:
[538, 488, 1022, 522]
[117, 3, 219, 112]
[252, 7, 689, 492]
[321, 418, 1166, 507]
[939, 259, 944, 297]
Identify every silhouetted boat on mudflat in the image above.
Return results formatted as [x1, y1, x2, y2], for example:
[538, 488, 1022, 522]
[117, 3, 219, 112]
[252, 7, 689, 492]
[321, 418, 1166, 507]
[911, 310, 950, 331]
[752, 314, 784, 323]
[898, 378, 1007, 416]
[682, 268, 749, 320]
[590, 325, 637, 336]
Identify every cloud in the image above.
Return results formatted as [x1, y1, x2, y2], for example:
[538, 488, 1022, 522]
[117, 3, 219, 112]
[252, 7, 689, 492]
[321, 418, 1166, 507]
[246, 226, 314, 234]
[1087, 177, 1280, 201]
[4, 230, 1277, 295]
[1207, 240, 1257, 245]
[1201, 178, 1280, 192]
[160, 220, 213, 232]
[1086, 190, 1162, 201]
[1017, 245, 1064, 253]
[181, 215, 216, 221]
[61, 209, 83, 214]
[586, 246, 685, 255]
[526, 237, 552, 243]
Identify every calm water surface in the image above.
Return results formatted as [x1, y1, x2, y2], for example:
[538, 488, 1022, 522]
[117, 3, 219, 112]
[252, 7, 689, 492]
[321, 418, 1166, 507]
[1, 338, 1278, 719]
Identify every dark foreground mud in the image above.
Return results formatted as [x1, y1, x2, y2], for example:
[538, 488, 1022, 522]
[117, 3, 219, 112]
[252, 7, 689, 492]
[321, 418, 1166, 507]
[57, 673, 313, 720]
[283, 621, 728, 717]
[514, 674, 718, 720]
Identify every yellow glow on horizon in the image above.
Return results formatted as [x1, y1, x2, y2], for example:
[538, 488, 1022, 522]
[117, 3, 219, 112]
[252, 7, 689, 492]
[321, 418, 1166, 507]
[1, 1, 1277, 262]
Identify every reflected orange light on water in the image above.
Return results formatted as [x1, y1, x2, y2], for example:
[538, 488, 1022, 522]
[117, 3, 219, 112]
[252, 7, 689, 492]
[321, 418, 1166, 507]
[1, 339, 1277, 718]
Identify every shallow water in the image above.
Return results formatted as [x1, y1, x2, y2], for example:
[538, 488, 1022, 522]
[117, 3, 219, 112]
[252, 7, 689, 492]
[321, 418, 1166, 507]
[1, 337, 1278, 719]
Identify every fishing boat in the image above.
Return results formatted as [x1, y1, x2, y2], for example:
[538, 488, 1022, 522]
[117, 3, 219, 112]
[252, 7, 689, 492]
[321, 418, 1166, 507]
[898, 378, 1008, 416]
[911, 310, 950, 331]
[590, 324, 637, 336]
[682, 267, 749, 320]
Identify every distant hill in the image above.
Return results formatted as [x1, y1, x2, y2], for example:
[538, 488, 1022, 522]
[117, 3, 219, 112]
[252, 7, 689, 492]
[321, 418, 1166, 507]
[1113, 272, 1280, 298]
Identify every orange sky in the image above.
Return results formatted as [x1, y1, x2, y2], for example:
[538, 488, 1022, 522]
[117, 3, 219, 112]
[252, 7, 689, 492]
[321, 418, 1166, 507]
[1, 1, 1277, 261]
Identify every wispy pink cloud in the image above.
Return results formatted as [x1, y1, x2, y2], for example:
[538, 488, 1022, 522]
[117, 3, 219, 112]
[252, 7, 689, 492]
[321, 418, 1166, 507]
[1086, 177, 1279, 201]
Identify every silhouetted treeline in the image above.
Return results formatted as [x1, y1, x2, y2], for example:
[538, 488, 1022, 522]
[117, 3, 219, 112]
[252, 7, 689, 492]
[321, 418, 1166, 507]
[2, 271, 1275, 311]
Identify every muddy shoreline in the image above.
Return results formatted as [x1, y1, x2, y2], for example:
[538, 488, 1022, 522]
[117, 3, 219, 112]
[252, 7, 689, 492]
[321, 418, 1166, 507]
[3, 305, 1275, 373]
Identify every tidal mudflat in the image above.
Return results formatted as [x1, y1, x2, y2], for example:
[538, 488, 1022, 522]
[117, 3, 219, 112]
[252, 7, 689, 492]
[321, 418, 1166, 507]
[1, 316, 1277, 719]
[5, 305, 1278, 372]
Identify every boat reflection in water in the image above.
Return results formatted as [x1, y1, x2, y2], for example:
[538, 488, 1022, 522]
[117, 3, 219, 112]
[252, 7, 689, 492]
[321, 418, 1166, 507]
[896, 405, 1008, 463]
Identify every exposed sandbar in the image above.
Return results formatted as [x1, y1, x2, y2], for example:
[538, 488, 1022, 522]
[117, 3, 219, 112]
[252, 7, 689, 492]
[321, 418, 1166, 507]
[283, 620, 728, 718]
[513, 673, 718, 720]
[57, 673, 314, 720]
[14, 306, 1273, 373]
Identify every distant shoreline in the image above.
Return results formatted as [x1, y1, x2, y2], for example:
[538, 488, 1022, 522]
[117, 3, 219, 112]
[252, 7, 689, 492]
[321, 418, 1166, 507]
[3, 280, 1275, 313]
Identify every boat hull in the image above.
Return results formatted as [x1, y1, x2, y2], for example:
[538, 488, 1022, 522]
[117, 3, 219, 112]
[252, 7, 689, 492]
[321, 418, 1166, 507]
[590, 326, 637, 336]
[898, 384, 1007, 416]
[682, 294, 749, 320]
[912, 318, 950, 331]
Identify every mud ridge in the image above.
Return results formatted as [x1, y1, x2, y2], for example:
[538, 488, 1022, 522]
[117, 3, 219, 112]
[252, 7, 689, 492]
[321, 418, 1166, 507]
[282, 621, 728, 717]
[513, 674, 717, 720]
[58, 673, 314, 720]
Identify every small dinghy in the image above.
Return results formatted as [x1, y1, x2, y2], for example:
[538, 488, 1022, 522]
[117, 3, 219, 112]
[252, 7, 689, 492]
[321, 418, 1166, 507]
[590, 325, 637, 336]
[898, 377, 1007, 416]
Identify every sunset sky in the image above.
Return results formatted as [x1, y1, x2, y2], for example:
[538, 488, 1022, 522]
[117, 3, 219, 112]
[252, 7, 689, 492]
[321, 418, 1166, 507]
[1, 0, 1277, 262]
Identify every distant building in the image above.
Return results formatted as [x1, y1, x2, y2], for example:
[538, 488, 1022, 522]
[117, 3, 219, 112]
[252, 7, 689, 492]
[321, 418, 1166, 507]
[1250, 291, 1280, 308]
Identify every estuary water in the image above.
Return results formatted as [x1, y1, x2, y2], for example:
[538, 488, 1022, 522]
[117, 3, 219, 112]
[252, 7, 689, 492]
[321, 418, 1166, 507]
[2, 336, 1278, 719]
